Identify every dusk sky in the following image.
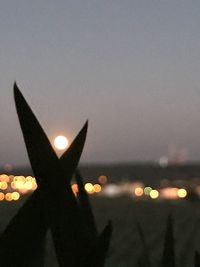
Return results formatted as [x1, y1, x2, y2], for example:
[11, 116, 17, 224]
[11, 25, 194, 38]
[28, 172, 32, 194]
[0, 1, 200, 166]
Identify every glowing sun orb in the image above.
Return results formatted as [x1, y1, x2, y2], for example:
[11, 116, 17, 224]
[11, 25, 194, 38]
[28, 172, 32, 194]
[54, 135, 69, 150]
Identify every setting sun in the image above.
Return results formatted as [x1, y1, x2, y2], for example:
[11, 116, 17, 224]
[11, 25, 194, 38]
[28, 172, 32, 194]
[54, 135, 69, 150]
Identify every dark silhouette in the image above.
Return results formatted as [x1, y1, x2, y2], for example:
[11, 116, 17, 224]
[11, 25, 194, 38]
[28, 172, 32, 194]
[161, 214, 175, 267]
[1, 83, 200, 267]
[75, 170, 98, 240]
[137, 221, 151, 267]
[0, 83, 112, 267]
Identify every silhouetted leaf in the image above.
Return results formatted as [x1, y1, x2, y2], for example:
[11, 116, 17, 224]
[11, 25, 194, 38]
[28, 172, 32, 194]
[50, 122, 91, 267]
[0, 83, 89, 267]
[14, 82, 61, 189]
[60, 122, 88, 184]
[0, 83, 55, 267]
[1, 83, 112, 267]
[179, 219, 197, 267]
[84, 221, 113, 267]
[136, 221, 151, 267]
[162, 214, 175, 267]
[75, 169, 97, 241]
[0, 190, 46, 267]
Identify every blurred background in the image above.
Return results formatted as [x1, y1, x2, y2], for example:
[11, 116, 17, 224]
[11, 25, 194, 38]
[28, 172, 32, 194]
[0, 0, 200, 165]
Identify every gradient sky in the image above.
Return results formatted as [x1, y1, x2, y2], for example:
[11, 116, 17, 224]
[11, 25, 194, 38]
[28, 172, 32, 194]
[0, 0, 200, 166]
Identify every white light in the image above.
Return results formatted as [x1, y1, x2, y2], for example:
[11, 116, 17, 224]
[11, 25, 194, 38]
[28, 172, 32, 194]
[102, 184, 122, 197]
[54, 136, 69, 150]
[159, 156, 168, 167]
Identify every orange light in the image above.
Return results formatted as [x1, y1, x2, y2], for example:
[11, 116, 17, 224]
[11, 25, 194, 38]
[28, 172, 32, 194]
[161, 187, 178, 199]
[93, 184, 102, 193]
[98, 175, 107, 184]
[32, 181, 38, 190]
[135, 187, 143, 197]
[72, 183, 78, 194]
[11, 181, 16, 189]
[9, 175, 14, 181]
[0, 192, 4, 201]
[5, 193, 12, 201]
[0, 174, 9, 182]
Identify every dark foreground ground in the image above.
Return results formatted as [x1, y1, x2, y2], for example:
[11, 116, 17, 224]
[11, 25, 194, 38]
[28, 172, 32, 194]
[0, 196, 200, 267]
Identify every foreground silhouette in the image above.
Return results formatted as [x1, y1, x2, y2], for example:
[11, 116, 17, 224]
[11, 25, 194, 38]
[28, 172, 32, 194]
[1, 84, 200, 267]
[0, 83, 112, 267]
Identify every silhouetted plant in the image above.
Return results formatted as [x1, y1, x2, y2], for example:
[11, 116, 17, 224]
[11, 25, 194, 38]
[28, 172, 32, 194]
[74, 170, 112, 266]
[0, 83, 112, 267]
[2, 83, 200, 267]
[161, 214, 175, 267]
[137, 221, 151, 267]
[75, 170, 98, 240]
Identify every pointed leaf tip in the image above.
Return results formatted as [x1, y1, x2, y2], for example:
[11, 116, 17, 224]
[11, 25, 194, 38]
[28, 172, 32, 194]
[84, 220, 112, 267]
[13, 82, 25, 105]
[105, 220, 113, 234]
[13, 82, 20, 96]
[80, 119, 88, 141]
[75, 169, 98, 239]
[82, 120, 88, 134]
[60, 120, 88, 164]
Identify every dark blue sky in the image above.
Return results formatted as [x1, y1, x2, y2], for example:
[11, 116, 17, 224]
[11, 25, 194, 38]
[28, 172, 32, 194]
[0, 1, 200, 166]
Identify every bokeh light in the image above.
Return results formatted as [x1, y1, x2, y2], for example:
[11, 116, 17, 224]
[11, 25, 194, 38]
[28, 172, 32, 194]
[177, 188, 187, 198]
[11, 192, 20, 201]
[0, 192, 4, 201]
[93, 184, 102, 193]
[85, 183, 94, 194]
[144, 186, 152, 195]
[135, 187, 144, 197]
[150, 190, 159, 199]
[98, 175, 107, 184]
[5, 193, 12, 201]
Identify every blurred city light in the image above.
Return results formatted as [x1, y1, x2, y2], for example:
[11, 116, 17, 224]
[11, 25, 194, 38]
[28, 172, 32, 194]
[150, 190, 159, 199]
[134, 187, 144, 197]
[0, 172, 195, 202]
[98, 175, 108, 184]
[177, 188, 187, 198]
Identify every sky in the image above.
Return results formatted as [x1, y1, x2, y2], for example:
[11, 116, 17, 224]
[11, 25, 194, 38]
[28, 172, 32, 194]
[0, 0, 200, 166]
